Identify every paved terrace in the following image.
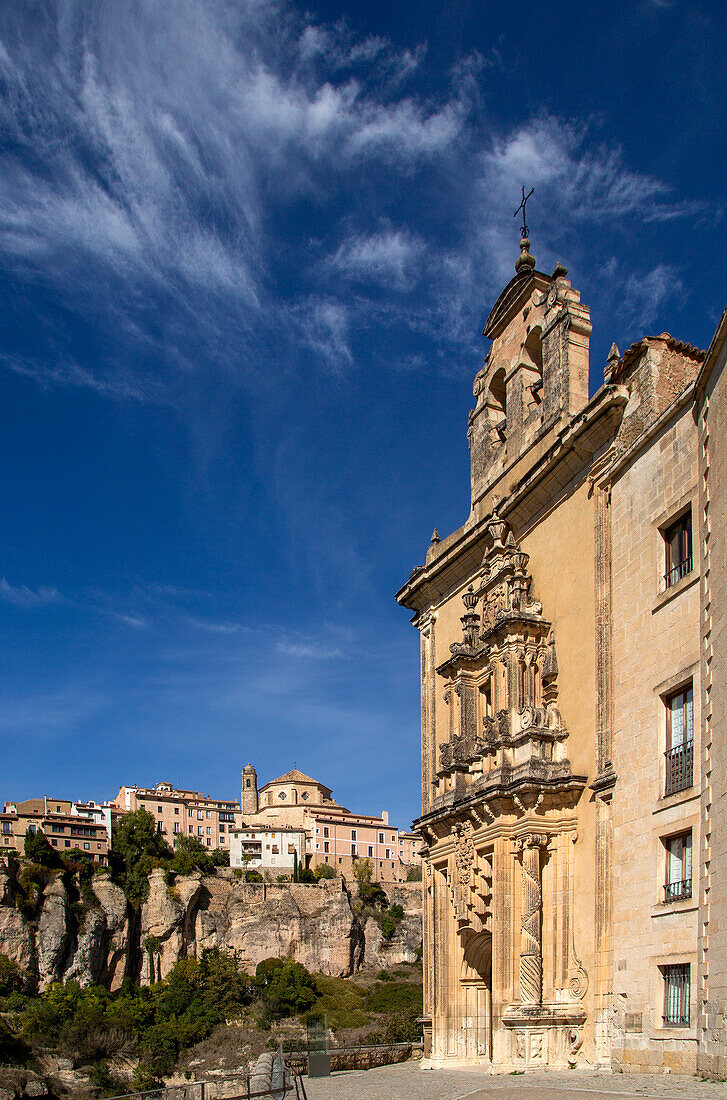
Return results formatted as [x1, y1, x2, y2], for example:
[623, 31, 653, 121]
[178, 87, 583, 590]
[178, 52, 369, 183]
[303, 1063, 727, 1100]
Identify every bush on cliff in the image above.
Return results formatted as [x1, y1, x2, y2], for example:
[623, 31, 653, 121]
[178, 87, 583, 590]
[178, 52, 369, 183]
[313, 863, 336, 880]
[255, 958, 318, 1026]
[405, 865, 422, 882]
[23, 828, 62, 869]
[110, 809, 172, 906]
[17, 948, 257, 1078]
[0, 954, 29, 997]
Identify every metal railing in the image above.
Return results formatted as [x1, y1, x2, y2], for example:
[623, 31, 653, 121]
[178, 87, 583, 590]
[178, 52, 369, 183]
[664, 556, 693, 589]
[664, 878, 692, 903]
[664, 740, 693, 796]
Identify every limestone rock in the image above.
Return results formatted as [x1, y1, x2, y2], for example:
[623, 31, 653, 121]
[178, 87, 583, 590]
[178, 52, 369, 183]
[36, 876, 71, 989]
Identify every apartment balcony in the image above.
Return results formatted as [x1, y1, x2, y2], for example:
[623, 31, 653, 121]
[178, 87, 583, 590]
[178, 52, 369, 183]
[664, 555, 693, 590]
[664, 740, 694, 796]
[664, 879, 692, 903]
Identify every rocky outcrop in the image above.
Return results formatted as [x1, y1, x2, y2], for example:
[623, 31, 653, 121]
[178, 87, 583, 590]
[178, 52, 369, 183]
[63, 878, 130, 991]
[358, 883, 422, 971]
[36, 878, 71, 989]
[0, 858, 421, 990]
[0, 863, 34, 974]
[195, 879, 365, 977]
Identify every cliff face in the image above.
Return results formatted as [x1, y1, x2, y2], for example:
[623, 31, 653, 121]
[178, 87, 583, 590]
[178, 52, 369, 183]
[0, 861, 421, 990]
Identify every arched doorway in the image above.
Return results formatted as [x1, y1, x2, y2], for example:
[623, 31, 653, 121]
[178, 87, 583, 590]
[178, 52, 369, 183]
[459, 928, 492, 1062]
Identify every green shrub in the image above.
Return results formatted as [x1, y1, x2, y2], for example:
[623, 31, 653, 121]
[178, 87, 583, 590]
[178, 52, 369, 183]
[311, 974, 369, 1030]
[313, 863, 336, 880]
[296, 868, 317, 884]
[0, 954, 29, 997]
[255, 958, 318, 1026]
[366, 981, 423, 1014]
[405, 865, 422, 882]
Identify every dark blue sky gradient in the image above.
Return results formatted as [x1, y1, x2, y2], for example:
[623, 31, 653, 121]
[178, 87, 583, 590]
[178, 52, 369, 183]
[0, 0, 724, 829]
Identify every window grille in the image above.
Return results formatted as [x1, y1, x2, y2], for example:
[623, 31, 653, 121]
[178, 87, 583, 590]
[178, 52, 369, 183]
[663, 964, 690, 1026]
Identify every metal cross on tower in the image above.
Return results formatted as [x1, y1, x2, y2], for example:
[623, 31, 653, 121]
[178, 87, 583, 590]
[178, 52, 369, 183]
[514, 186, 534, 238]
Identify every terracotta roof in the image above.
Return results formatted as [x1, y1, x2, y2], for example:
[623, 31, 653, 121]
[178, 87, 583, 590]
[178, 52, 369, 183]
[260, 768, 332, 791]
[609, 332, 705, 382]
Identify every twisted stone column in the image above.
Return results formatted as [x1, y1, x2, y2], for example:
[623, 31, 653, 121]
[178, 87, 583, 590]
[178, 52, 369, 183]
[518, 834, 547, 1005]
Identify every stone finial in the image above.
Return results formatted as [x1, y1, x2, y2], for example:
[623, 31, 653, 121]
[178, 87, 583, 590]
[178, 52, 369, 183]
[604, 342, 621, 382]
[430, 528, 441, 545]
[515, 235, 536, 274]
[551, 261, 568, 278]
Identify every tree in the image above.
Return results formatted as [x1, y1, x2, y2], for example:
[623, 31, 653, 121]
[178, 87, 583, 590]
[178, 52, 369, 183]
[24, 828, 60, 868]
[110, 810, 172, 906]
[406, 865, 422, 882]
[313, 863, 336, 880]
[255, 958, 318, 1025]
[353, 858, 373, 886]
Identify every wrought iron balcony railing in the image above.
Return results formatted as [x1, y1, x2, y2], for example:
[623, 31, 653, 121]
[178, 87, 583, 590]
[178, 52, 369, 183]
[664, 878, 692, 903]
[665, 740, 694, 796]
[664, 556, 693, 589]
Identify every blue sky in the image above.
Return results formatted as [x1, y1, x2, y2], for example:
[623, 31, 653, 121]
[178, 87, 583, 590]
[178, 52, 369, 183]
[0, 0, 724, 831]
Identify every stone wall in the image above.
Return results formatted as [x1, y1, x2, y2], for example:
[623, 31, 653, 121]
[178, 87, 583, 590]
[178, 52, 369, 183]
[609, 397, 701, 1074]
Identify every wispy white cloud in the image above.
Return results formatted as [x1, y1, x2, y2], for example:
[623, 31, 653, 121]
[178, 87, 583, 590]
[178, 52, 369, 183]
[0, 578, 62, 608]
[277, 641, 344, 660]
[327, 229, 424, 289]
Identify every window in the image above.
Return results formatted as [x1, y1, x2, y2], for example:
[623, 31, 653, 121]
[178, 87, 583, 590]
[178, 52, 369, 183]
[207, 838, 212, 846]
[665, 685, 694, 795]
[28, 824, 36, 835]
[174, 807, 179, 815]
[324, 842, 329, 853]
[198, 827, 203, 836]
[665, 832, 692, 902]
[83, 842, 90, 850]
[174, 823, 180, 834]
[197, 810, 204, 820]
[368, 846, 374, 857]
[56, 806, 61, 812]
[157, 806, 163, 813]
[663, 964, 690, 1026]
[379, 832, 384, 844]
[139, 803, 145, 809]
[385, 849, 390, 859]
[1, 823, 9, 835]
[323, 827, 329, 838]
[301, 792, 309, 800]
[206, 827, 211, 836]
[664, 511, 693, 589]
[279, 792, 287, 800]
[351, 844, 357, 857]
[51, 839, 57, 846]
[206, 811, 211, 819]
[219, 823, 225, 832]
[188, 809, 193, 817]
[64, 840, 70, 847]
[189, 826, 194, 834]
[351, 829, 357, 840]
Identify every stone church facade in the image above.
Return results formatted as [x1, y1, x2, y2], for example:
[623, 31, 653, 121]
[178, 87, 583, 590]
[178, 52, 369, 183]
[396, 234, 726, 1073]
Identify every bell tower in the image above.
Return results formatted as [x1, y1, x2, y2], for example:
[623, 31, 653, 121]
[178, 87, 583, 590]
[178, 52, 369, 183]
[241, 763, 258, 816]
[468, 231, 592, 510]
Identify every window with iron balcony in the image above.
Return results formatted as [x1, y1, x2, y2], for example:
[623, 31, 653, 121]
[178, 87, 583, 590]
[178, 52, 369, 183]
[664, 831, 692, 902]
[664, 684, 694, 796]
[663, 510, 693, 590]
